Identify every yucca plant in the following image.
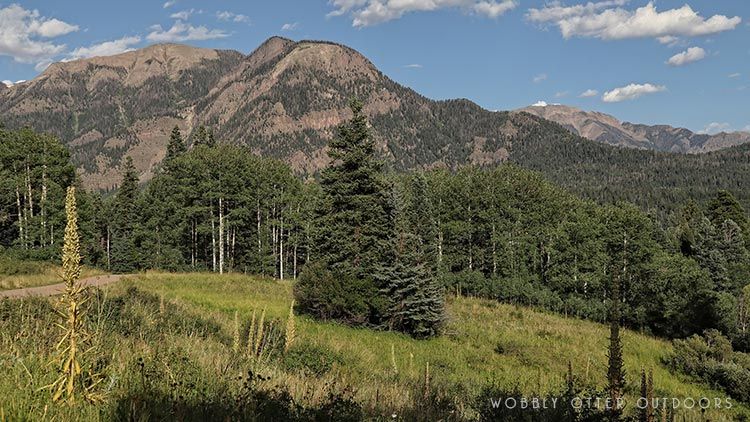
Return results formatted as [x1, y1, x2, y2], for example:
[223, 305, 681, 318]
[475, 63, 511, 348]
[48, 187, 102, 404]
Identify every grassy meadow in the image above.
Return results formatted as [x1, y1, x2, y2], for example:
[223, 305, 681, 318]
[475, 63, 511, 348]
[1, 271, 744, 421]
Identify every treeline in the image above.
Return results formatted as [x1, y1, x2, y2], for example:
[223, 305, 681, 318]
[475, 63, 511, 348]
[2, 110, 749, 345]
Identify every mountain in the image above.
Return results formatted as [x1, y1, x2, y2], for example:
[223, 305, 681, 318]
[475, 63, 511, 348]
[517, 103, 750, 153]
[1, 37, 749, 217]
[0, 37, 527, 190]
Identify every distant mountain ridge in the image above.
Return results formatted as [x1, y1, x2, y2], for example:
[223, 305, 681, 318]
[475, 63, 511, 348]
[1, 37, 749, 218]
[517, 103, 750, 153]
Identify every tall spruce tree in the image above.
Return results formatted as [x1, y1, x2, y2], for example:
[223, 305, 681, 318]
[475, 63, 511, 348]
[296, 98, 394, 325]
[110, 157, 139, 273]
[192, 125, 216, 148]
[376, 173, 444, 338]
[165, 125, 186, 164]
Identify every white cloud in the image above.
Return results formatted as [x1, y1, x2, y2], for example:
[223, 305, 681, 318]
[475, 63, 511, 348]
[163, 1, 177, 8]
[216, 11, 250, 23]
[699, 122, 731, 135]
[527, 0, 627, 23]
[533, 73, 547, 83]
[281, 22, 299, 31]
[170, 9, 195, 20]
[472, 1, 517, 18]
[555, 91, 569, 98]
[404, 63, 423, 68]
[728, 72, 741, 78]
[66, 36, 141, 61]
[579, 89, 598, 97]
[531, 101, 549, 107]
[666, 46, 706, 67]
[528, 2, 741, 41]
[328, 0, 517, 27]
[0, 4, 79, 64]
[602, 83, 666, 102]
[147, 21, 228, 42]
[743, 125, 750, 132]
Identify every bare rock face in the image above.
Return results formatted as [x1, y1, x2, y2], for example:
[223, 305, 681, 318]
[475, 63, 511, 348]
[518, 104, 750, 154]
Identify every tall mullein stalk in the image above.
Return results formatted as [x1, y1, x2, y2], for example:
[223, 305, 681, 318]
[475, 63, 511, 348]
[254, 308, 266, 357]
[50, 187, 98, 404]
[232, 310, 241, 354]
[284, 300, 296, 354]
[247, 309, 257, 355]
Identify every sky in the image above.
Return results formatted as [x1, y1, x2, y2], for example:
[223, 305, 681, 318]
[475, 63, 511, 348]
[0, 0, 748, 134]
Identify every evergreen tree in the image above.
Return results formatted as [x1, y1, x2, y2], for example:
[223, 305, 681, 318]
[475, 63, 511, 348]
[192, 125, 216, 148]
[296, 99, 394, 325]
[376, 173, 445, 338]
[110, 157, 139, 273]
[707, 190, 749, 244]
[165, 125, 186, 164]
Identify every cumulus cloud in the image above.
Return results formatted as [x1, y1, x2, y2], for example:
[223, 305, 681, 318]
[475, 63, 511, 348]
[281, 22, 299, 31]
[699, 122, 731, 135]
[0, 4, 79, 64]
[527, 2, 741, 41]
[533, 73, 547, 83]
[328, 0, 517, 27]
[216, 11, 250, 23]
[666, 46, 706, 66]
[66, 36, 141, 61]
[579, 89, 598, 97]
[147, 21, 228, 42]
[163, 1, 177, 8]
[602, 83, 666, 102]
[531, 101, 549, 107]
[170, 9, 196, 20]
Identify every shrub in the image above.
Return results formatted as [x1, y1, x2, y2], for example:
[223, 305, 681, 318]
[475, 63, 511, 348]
[293, 262, 378, 325]
[667, 329, 750, 403]
[282, 343, 346, 376]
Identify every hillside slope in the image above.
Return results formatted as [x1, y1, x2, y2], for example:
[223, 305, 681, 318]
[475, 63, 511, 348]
[127, 273, 746, 420]
[518, 103, 750, 153]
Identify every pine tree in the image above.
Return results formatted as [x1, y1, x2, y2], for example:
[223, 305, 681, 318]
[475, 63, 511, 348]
[165, 125, 186, 164]
[110, 157, 139, 273]
[606, 273, 626, 422]
[296, 98, 394, 325]
[375, 173, 444, 338]
[192, 125, 216, 148]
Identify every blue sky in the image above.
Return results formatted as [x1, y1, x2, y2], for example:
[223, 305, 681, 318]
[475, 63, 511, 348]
[0, 0, 748, 133]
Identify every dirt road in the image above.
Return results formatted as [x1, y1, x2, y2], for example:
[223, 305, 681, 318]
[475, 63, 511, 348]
[0, 274, 128, 298]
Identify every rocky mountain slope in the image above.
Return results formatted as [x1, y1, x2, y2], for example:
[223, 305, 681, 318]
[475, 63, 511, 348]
[518, 103, 750, 153]
[1, 37, 749, 216]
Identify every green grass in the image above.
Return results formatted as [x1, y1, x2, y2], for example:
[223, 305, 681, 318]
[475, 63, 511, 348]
[1, 271, 744, 421]
[0, 260, 105, 290]
[118, 272, 744, 420]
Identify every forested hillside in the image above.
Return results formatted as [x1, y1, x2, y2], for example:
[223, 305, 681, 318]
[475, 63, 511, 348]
[1, 37, 749, 219]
